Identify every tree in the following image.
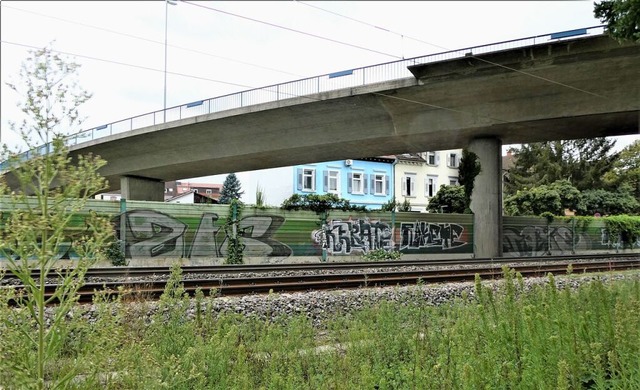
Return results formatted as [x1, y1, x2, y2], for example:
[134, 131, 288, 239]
[505, 138, 619, 195]
[504, 180, 583, 216]
[0, 45, 112, 389]
[576, 186, 640, 216]
[604, 140, 640, 199]
[458, 149, 481, 212]
[594, 0, 640, 42]
[427, 185, 467, 214]
[219, 172, 244, 204]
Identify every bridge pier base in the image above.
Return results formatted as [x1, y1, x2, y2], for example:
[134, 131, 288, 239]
[468, 137, 503, 258]
[120, 175, 164, 202]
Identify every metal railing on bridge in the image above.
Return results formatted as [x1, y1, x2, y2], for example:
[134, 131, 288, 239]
[1, 26, 604, 172]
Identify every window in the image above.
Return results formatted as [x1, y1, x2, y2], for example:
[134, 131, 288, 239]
[426, 152, 438, 166]
[448, 153, 458, 168]
[324, 170, 340, 194]
[169, 188, 173, 192]
[297, 168, 317, 192]
[402, 174, 416, 197]
[373, 174, 387, 195]
[449, 176, 459, 186]
[351, 172, 364, 194]
[426, 175, 438, 197]
[194, 189, 198, 193]
[303, 169, 315, 191]
[206, 189, 212, 194]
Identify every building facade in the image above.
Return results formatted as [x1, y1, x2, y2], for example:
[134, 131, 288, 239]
[394, 150, 461, 212]
[293, 157, 396, 210]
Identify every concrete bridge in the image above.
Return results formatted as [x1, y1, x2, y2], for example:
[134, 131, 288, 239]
[4, 29, 639, 258]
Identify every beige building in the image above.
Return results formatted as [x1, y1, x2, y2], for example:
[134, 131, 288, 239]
[394, 150, 462, 212]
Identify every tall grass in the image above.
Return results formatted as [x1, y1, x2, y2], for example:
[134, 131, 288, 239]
[1, 270, 639, 389]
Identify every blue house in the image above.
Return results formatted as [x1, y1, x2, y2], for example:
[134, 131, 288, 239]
[293, 157, 395, 209]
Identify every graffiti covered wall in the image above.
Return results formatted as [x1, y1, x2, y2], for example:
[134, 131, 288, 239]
[2, 197, 637, 265]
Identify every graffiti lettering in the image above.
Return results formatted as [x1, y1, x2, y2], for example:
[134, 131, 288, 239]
[399, 222, 466, 250]
[312, 218, 394, 255]
[503, 225, 591, 256]
[112, 210, 291, 260]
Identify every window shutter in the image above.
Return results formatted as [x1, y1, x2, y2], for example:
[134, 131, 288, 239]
[348, 173, 353, 194]
[297, 168, 302, 191]
[385, 175, 389, 195]
[410, 178, 415, 196]
[323, 170, 328, 192]
[363, 174, 368, 194]
[401, 176, 407, 196]
[435, 154, 440, 166]
[311, 170, 316, 191]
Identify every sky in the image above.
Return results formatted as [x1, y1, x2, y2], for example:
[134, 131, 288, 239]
[1, 1, 638, 185]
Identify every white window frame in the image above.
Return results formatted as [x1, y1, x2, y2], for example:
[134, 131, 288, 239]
[206, 189, 212, 194]
[303, 168, 316, 191]
[448, 153, 458, 168]
[328, 170, 340, 194]
[352, 172, 364, 194]
[426, 175, 438, 197]
[373, 174, 386, 195]
[426, 151, 438, 166]
[402, 173, 416, 197]
[449, 176, 459, 186]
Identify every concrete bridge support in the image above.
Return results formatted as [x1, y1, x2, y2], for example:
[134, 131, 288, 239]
[120, 175, 164, 202]
[468, 137, 503, 258]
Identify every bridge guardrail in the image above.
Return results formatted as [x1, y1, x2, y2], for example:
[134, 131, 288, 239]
[1, 26, 605, 172]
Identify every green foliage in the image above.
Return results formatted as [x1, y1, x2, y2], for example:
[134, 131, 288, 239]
[105, 239, 127, 266]
[225, 199, 244, 264]
[280, 193, 366, 213]
[504, 180, 585, 216]
[458, 148, 481, 208]
[594, 0, 640, 42]
[540, 211, 555, 223]
[505, 138, 620, 196]
[603, 215, 640, 248]
[219, 173, 244, 204]
[427, 185, 467, 213]
[604, 140, 640, 198]
[0, 44, 112, 389]
[380, 196, 398, 212]
[361, 248, 402, 261]
[254, 184, 266, 209]
[577, 187, 639, 216]
[3, 271, 640, 388]
[399, 198, 412, 212]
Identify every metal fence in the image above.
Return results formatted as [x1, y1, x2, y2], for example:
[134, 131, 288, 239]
[1, 26, 604, 172]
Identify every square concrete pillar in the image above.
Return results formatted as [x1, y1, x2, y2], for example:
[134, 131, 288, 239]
[468, 137, 503, 258]
[120, 176, 165, 202]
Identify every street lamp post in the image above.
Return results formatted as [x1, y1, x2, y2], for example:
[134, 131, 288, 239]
[164, 0, 177, 123]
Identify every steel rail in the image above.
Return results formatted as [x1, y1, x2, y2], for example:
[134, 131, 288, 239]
[4, 253, 638, 282]
[5, 257, 639, 305]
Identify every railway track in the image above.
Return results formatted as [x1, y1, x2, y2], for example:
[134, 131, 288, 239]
[3, 254, 639, 304]
[3, 253, 639, 280]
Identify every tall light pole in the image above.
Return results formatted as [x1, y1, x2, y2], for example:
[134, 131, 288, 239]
[164, 0, 177, 123]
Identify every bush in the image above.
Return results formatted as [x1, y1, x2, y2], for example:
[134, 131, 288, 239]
[105, 240, 127, 266]
[361, 248, 402, 261]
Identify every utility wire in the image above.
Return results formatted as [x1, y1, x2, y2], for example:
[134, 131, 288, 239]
[180, 0, 404, 60]
[0, 3, 303, 78]
[294, 1, 450, 51]
[1, 40, 256, 90]
[293, 1, 613, 103]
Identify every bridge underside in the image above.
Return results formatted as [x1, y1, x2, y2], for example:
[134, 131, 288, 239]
[57, 34, 636, 193]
